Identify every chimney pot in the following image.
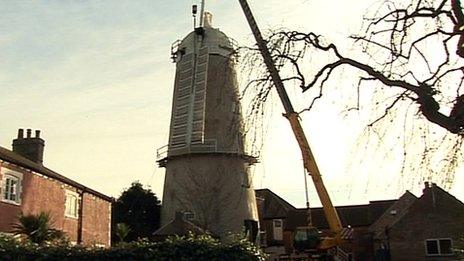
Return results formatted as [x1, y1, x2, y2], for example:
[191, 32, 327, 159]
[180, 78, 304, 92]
[18, 129, 24, 139]
[26, 129, 32, 138]
[423, 181, 431, 194]
[35, 130, 41, 138]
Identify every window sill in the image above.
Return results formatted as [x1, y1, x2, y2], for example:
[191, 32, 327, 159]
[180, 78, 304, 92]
[1, 199, 21, 206]
[65, 214, 79, 220]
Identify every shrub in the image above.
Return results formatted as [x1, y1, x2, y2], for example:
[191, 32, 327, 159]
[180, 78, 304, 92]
[12, 212, 65, 245]
[0, 233, 266, 260]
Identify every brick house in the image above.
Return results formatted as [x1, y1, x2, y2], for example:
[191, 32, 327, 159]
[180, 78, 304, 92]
[370, 182, 464, 261]
[255, 189, 297, 259]
[256, 188, 395, 259]
[0, 129, 112, 246]
[257, 184, 464, 260]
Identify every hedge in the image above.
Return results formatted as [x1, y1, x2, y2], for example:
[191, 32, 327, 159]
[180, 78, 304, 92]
[0, 234, 266, 261]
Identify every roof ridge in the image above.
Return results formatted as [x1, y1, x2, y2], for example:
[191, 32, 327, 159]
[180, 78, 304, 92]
[255, 188, 297, 210]
[0, 145, 112, 202]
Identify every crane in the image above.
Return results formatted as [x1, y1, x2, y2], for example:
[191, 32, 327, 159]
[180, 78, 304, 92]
[237, 0, 346, 250]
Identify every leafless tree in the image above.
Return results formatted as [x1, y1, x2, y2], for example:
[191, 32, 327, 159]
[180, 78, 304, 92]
[240, 0, 464, 188]
[172, 160, 240, 233]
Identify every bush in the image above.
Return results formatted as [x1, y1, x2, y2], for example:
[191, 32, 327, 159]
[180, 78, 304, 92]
[12, 212, 65, 245]
[0, 233, 266, 261]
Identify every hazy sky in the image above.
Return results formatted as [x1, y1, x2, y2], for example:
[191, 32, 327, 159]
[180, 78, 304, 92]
[1, 0, 462, 207]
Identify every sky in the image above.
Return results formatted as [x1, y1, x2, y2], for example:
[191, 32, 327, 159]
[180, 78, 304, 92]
[1, 0, 462, 208]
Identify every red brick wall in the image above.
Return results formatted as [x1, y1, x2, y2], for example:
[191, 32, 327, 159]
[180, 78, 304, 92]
[82, 193, 111, 246]
[0, 201, 21, 233]
[0, 162, 31, 233]
[0, 161, 111, 246]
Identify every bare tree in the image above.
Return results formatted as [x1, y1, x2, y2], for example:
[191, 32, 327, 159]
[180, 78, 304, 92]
[171, 160, 243, 234]
[240, 0, 464, 188]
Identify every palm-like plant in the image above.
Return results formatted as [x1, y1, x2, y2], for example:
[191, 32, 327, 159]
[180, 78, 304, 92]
[12, 212, 64, 244]
[115, 223, 132, 243]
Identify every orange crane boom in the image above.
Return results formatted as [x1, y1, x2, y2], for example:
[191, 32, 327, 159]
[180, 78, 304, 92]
[237, 0, 343, 246]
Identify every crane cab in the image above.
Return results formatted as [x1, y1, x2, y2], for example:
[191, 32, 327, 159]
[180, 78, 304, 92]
[293, 226, 321, 251]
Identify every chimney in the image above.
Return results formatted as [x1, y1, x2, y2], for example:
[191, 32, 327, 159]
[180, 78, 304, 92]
[423, 181, 431, 194]
[12, 128, 45, 165]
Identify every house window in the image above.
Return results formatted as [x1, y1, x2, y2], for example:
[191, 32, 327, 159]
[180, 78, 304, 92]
[184, 211, 195, 221]
[1, 169, 23, 205]
[258, 231, 267, 246]
[273, 219, 283, 241]
[4, 176, 19, 201]
[244, 219, 259, 242]
[65, 191, 79, 218]
[425, 238, 453, 256]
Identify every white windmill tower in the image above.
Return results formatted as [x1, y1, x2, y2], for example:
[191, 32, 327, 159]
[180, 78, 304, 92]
[156, 1, 259, 240]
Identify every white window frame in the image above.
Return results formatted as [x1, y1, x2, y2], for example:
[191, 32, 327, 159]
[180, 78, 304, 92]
[272, 219, 283, 241]
[65, 190, 79, 219]
[0, 168, 23, 205]
[425, 238, 454, 256]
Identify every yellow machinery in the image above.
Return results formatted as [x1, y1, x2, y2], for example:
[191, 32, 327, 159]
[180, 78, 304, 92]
[237, 0, 346, 250]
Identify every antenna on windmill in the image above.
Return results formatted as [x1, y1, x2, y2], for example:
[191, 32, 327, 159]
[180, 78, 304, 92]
[199, 0, 205, 27]
[192, 4, 198, 28]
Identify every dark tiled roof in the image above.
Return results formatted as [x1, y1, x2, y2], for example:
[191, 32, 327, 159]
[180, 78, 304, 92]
[338, 205, 371, 227]
[0, 146, 112, 202]
[285, 200, 396, 231]
[421, 183, 464, 207]
[368, 199, 398, 222]
[285, 208, 313, 230]
[255, 189, 296, 219]
[369, 191, 417, 238]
